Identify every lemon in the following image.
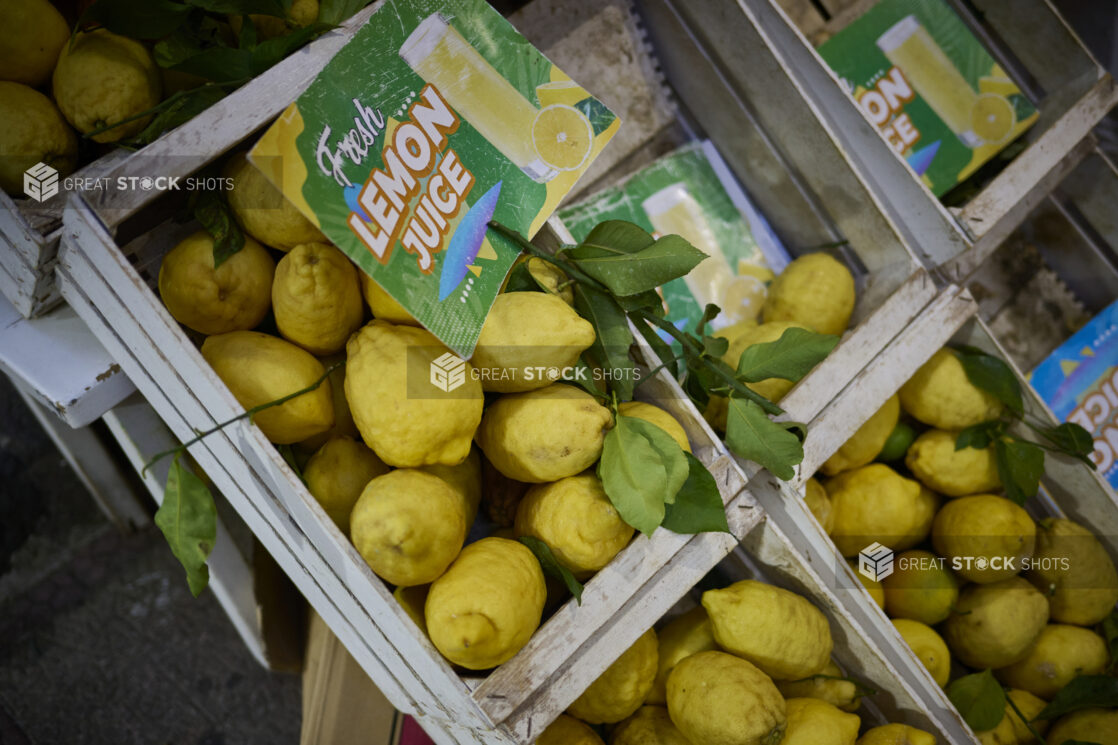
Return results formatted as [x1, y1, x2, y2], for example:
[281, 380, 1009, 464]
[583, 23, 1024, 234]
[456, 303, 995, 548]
[425, 537, 545, 669]
[350, 469, 465, 587]
[0, 0, 68, 86]
[762, 253, 855, 336]
[472, 292, 596, 392]
[703, 580, 831, 680]
[943, 576, 1049, 669]
[298, 355, 360, 450]
[201, 331, 333, 443]
[825, 464, 925, 557]
[419, 446, 482, 526]
[1046, 709, 1118, 745]
[850, 561, 885, 610]
[0, 82, 77, 195]
[901, 486, 940, 553]
[477, 383, 612, 483]
[618, 401, 691, 453]
[882, 549, 959, 626]
[1027, 517, 1118, 626]
[537, 714, 604, 745]
[975, 709, 1018, 745]
[781, 697, 860, 745]
[158, 230, 275, 335]
[932, 494, 1036, 584]
[524, 257, 574, 305]
[905, 429, 1000, 497]
[303, 436, 389, 533]
[972, 94, 1016, 144]
[360, 273, 420, 325]
[776, 661, 861, 712]
[611, 706, 690, 745]
[53, 29, 161, 143]
[514, 473, 633, 579]
[876, 420, 917, 463]
[666, 650, 786, 745]
[345, 321, 483, 467]
[821, 395, 900, 476]
[646, 607, 719, 705]
[568, 629, 658, 724]
[393, 584, 429, 634]
[856, 725, 936, 745]
[899, 349, 1004, 430]
[532, 104, 593, 171]
[225, 153, 327, 252]
[995, 623, 1108, 699]
[230, 0, 319, 40]
[804, 478, 835, 534]
[272, 243, 364, 355]
[891, 619, 950, 687]
[1005, 689, 1049, 744]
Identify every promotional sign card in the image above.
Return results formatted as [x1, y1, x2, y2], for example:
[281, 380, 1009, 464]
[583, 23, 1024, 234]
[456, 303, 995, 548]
[818, 0, 1038, 196]
[559, 141, 786, 336]
[250, 0, 620, 356]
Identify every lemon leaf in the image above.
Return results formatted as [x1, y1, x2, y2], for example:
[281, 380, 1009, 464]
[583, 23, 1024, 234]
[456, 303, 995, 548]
[79, 0, 193, 39]
[1035, 675, 1118, 720]
[1036, 422, 1096, 465]
[165, 46, 254, 83]
[318, 0, 370, 25]
[568, 220, 655, 257]
[250, 23, 334, 75]
[598, 417, 668, 536]
[661, 454, 729, 534]
[946, 669, 1005, 731]
[189, 186, 246, 268]
[955, 346, 1023, 416]
[573, 285, 637, 401]
[185, 0, 287, 16]
[155, 456, 217, 597]
[724, 397, 802, 481]
[569, 235, 707, 297]
[955, 420, 1004, 451]
[621, 416, 689, 506]
[517, 537, 583, 605]
[736, 327, 839, 383]
[995, 438, 1044, 505]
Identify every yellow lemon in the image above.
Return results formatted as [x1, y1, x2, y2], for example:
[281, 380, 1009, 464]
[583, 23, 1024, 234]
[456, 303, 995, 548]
[666, 650, 786, 745]
[230, 0, 319, 40]
[532, 104, 593, 171]
[298, 354, 360, 450]
[856, 725, 936, 745]
[899, 349, 1004, 430]
[303, 436, 389, 533]
[568, 629, 658, 724]
[225, 152, 327, 251]
[943, 576, 1049, 669]
[703, 580, 832, 680]
[646, 607, 719, 706]
[1046, 709, 1118, 745]
[825, 464, 925, 557]
[975, 709, 1018, 745]
[891, 619, 950, 687]
[53, 29, 161, 143]
[932, 494, 1036, 584]
[514, 473, 633, 579]
[905, 429, 1000, 497]
[611, 706, 690, 745]
[804, 478, 835, 534]
[360, 272, 420, 325]
[1027, 517, 1118, 626]
[1005, 689, 1049, 744]
[345, 321, 483, 467]
[393, 584, 429, 634]
[881, 549, 959, 626]
[201, 331, 333, 444]
[0, 82, 77, 195]
[426, 537, 546, 669]
[272, 243, 364, 355]
[350, 469, 466, 587]
[822, 395, 900, 476]
[762, 253, 855, 335]
[472, 292, 596, 392]
[419, 446, 482, 526]
[537, 714, 604, 745]
[618, 401, 691, 453]
[900, 486, 939, 553]
[523, 257, 574, 305]
[995, 623, 1108, 699]
[158, 230, 275, 336]
[781, 697, 860, 745]
[0, 0, 69, 86]
[777, 660, 861, 713]
[477, 383, 612, 483]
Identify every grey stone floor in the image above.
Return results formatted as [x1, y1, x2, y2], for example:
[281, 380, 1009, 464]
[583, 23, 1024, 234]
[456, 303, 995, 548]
[0, 373, 302, 745]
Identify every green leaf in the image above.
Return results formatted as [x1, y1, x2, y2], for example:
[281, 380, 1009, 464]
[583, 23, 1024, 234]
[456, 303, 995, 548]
[517, 536, 583, 605]
[622, 416, 689, 505]
[1037, 422, 1096, 461]
[995, 438, 1045, 505]
[250, 23, 333, 75]
[616, 289, 663, 314]
[237, 14, 258, 49]
[573, 285, 637, 401]
[276, 444, 306, 485]
[955, 420, 1005, 451]
[661, 454, 730, 534]
[568, 220, 655, 258]
[955, 346, 1024, 416]
[724, 397, 803, 481]
[186, 0, 288, 16]
[188, 187, 245, 267]
[126, 86, 227, 146]
[946, 670, 1006, 731]
[318, 0, 368, 25]
[1036, 675, 1118, 720]
[633, 319, 678, 378]
[166, 45, 254, 83]
[155, 457, 217, 597]
[80, 0, 194, 39]
[702, 334, 729, 359]
[1104, 608, 1118, 674]
[598, 417, 668, 536]
[736, 327, 840, 383]
[695, 303, 721, 338]
[569, 234, 707, 297]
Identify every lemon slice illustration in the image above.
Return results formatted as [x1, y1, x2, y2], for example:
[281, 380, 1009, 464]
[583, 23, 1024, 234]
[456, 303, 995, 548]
[532, 104, 593, 172]
[971, 93, 1016, 145]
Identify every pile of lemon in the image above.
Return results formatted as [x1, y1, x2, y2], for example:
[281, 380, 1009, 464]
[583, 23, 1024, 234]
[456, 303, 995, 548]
[807, 345, 1118, 743]
[538, 578, 940, 745]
